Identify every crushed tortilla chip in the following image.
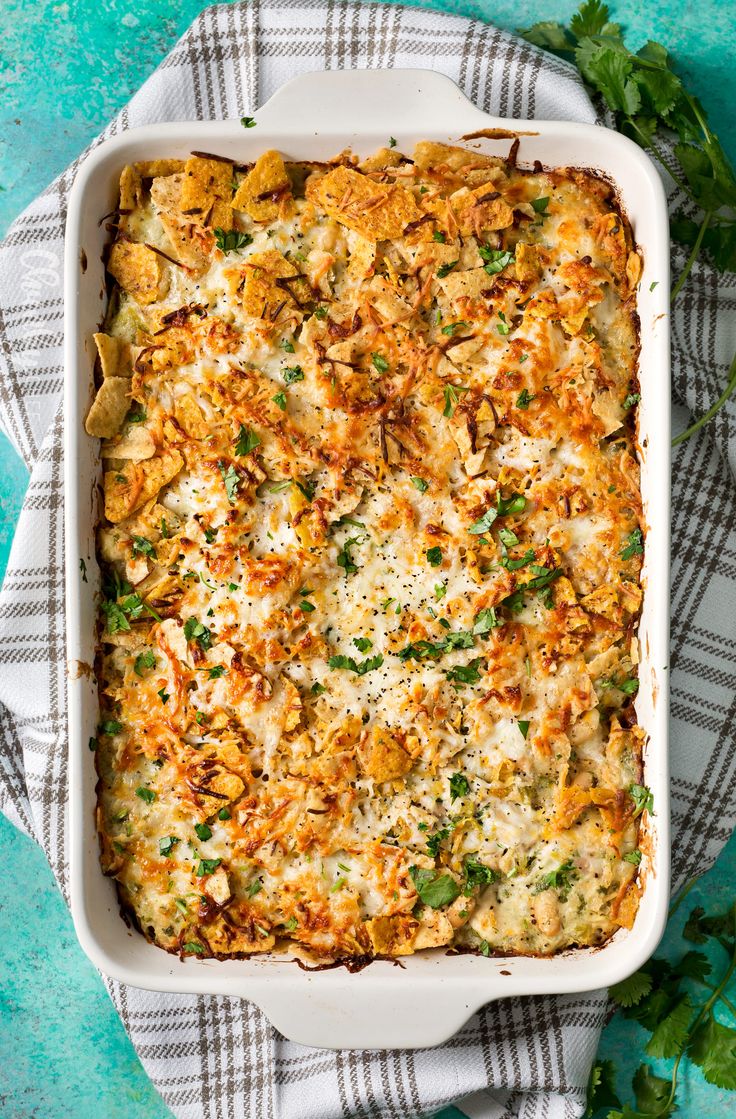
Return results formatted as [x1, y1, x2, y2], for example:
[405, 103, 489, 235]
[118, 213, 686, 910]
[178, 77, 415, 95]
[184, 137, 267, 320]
[94, 332, 132, 379]
[174, 393, 208, 439]
[232, 150, 293, 222]
[179, 156, 233, 228]
[104, 448, 184, 523]
[309, 166, 421, 241]
[364, 915, 418, 956]
[133, 159, 185, 178]
[107, 241, 166, 305]
[119, 166, 142, 212]
[85, 378, 131, 439]
[363, 724, 415, 782]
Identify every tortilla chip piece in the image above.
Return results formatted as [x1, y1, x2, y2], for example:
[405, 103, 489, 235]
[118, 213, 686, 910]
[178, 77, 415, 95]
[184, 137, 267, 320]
[438, 266, 492, 309]
[452, 184, 514, 236]
[104, 448, 184, 523]
[358, 147, 404, 172]
[364, 915, 418, 956]
[346, 235, 376, 283]
[174, 393, 208, 439]
[85, 378, 131, 439]
[107, 241, 166, 306]
[102, 424, 156, 461]
[238, 250, 301, 319]
[133, 159, 185, 178]
[119, 165, 142, 212]
[309, 166, 421, 241]
[232, 150, 293, 222]
[179, 156, 233, 228]
[151, 326, 197, 373]
[413, 140, 504, 174]
[93, 332, 132, 379]
[363, 724, 414, 782]
[514, 242, 542, 282]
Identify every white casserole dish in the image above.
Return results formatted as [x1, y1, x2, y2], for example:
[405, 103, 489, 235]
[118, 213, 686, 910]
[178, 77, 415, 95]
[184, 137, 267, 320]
[64, 68, 671, 1050]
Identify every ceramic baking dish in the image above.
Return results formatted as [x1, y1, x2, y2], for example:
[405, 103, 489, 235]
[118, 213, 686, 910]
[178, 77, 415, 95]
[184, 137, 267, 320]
[64, 68, 671, 1049]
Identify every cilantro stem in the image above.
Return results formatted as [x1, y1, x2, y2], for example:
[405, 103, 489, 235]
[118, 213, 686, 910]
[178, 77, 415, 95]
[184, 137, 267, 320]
[696, 980, 736, 1020]
[624, 117, 689, 196]
[668, 874, 700, 919]
[662, 905, 736, 1112]
[671, 211, 712, 303]
[672, 349, 736, 446]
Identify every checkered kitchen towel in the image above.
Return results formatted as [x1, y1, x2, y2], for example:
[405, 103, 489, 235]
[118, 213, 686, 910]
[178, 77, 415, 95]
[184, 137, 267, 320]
[1, 2, 735, 1117]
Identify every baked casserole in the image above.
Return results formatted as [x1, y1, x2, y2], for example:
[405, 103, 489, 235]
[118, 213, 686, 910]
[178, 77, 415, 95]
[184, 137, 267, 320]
[87, 139, 648, 962]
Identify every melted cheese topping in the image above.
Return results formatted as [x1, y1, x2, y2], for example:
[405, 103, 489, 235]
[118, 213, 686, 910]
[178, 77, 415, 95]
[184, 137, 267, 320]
[92, 143, 646, 962]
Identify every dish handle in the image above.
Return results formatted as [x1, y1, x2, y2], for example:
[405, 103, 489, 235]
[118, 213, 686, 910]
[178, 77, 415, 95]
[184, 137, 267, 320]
[254, 67, 496, 136]
[251, 973, 488, 1049]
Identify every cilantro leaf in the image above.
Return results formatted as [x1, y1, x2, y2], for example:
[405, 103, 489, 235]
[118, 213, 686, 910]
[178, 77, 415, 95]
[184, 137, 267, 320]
[409, 866, 461, 908]
[437, 259, 459, 278]
[473, 607, 501, 634]
[621, 528, 644, 560]
[219, 462, 239, 503]
[371, 352, 389, 373]
[479, 246, 514, 275]
[689, 1016, 736, 1089]
[444, 658, 483, 686]
[134, 650, 156, 676]
[234, 425, 261, 456]
[426, 546, 443, 567]
[645, 995, 693, 1059]
[463, 858, 501, 894]
[449, 772, 470, 801]
[629, 783, 654, 817]
[609, 969, 653, 1008]
[184, 617, 213, 650]
[283, 365, 304, 384]
[442, 383, 469, 418]
[214, 228, 253, 254]
[632, 1063, 675, 1116]
[585, 1058, 621, 1119]
[328, 653, 384, 676]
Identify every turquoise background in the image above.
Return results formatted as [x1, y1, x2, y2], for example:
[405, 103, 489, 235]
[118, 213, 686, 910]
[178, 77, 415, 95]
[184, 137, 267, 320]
[1, 1, 735, 1116]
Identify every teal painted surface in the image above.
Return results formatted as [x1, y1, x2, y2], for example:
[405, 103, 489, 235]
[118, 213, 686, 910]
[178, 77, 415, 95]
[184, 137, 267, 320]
[0, 1, 734, 1116]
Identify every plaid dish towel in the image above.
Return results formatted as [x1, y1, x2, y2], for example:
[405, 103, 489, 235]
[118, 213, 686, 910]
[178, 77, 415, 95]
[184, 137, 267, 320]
[1, 2, 735, 1117]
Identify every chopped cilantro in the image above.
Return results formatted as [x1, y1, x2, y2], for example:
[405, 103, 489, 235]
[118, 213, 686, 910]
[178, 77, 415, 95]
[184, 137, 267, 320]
[437, 259, 459, 278]
[184, 617, 213, 650]
[450, 772, 470, 801]
[411, 476, 429, 493]
[219, 462, 239, 503]
[214, 228, 253, 253]
[621, 528, 644, 560]
[272, 391, 287, 411]
[409, 866, 461, 908]
[135, 787, 156, 805]
[194, 824, 212, 841]
[328, 653, 384, 676]
[531, 196, 550, 213]
[516, 388, 536, 409]
[442, 382, 469, 418]
[159, 836, 179, 857]
[234, 425, 261, 456]
[283, 365, 305, 384]
[426, 546, 443, 567]
[479, 246, 514, 274]
[134, 650, 156, 677]
[372, 352, 389, 373]
[195, 857, 222, 877]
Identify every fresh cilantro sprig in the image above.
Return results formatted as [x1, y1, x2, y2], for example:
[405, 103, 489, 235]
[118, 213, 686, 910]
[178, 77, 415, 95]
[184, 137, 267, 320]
[521, 1, 736, 445]
[585, 898, 736, 1117]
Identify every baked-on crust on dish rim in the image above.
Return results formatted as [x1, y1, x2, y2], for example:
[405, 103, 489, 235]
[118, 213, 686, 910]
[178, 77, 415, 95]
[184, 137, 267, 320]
[87, 140, 647, 963]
